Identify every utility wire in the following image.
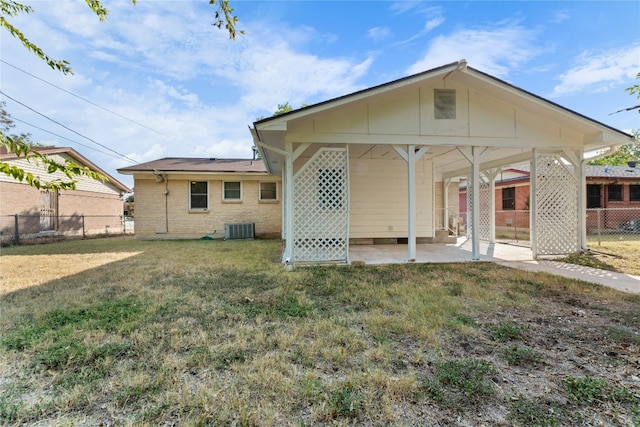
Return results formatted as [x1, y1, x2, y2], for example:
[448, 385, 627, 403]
[0, 59, 198, 149]
[11, 116, 126, 161]
[1, 90, 139, 164]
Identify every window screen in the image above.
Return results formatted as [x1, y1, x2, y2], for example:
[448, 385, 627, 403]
[260, 182, 277, 200]
[502, 187, 515, 210]
[607, 184, 623, 202]
[224, 181, 241, 200]
[587, 184, 601, 208]
[434, 89, 456, 119]
[190, 181, 208, 209]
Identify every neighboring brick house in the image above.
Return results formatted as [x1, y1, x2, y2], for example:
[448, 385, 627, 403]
[459, 167, 531, 230]
[459, 161, 640, 232]
[585, 162, 640, 231]
[0, 147, 131, 239]
[117, 158, 281, 239]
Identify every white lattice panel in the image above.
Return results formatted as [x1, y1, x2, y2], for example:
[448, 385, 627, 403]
[466, 175, 472, 238]
[466, 174, 491, 241]
[478, 175, 491, 241]
[535, 154, 579, 255]
[293, 148, 349, 262]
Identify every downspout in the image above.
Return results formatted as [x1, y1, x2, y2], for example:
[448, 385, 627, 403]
[164, 174, 169, 233]
[253, 132, 293, 263]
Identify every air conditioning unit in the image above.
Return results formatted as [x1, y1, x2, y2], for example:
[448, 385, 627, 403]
[224, 223, 255, 240]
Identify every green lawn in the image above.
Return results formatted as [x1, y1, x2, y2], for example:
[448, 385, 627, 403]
[1, 237, 639, 426]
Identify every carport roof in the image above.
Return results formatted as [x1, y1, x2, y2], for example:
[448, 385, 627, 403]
[252, 61, 633, 177]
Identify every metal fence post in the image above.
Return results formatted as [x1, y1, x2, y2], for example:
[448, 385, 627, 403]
[14, 214, 19, 245]
[596, 208, 601, 246]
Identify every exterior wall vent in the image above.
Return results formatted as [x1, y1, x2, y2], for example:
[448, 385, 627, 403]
[224, 223, 255, 240]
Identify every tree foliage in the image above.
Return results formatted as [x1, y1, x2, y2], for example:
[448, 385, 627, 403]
[587, 130, 640, 166]
[588, 73, 640, 166]
[626, 72, 640, 99]
[0, 0, 241, 189]
[1, 103, 105, 190]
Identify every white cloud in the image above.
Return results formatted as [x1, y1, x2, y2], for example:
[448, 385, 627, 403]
[551, 43, 640, 97]
[406, 22, 541, 77]
[550, 10, 571, 24]
[424, 16, 445, 33]
[368, 26, 392, 42]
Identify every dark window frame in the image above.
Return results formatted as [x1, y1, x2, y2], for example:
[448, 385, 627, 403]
[587, 184, 602, 208]
[607, 184, 623, 202]
[189, 181, 208, 210]
[502, 187, 515, 210]
[630, 184, 640, 202]
[259, 181, 277, 201]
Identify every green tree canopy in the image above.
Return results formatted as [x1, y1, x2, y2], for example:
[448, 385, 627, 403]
[588, 73, 640, 166]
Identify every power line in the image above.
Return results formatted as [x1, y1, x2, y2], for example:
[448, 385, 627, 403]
[1, 90, 139, 164]
[1, 59, 198, 149]
[11, 116, 128, 162]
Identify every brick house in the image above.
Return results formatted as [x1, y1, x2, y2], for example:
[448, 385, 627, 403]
[0, 147, 131, 238]
[117, 158, 281, 239]
[459, 161, 640, 233]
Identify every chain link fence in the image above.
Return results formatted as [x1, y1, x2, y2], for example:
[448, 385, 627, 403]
[458, 208, 640, 246]
[0, 214, 134, 246]
[586, 208, 640, 245]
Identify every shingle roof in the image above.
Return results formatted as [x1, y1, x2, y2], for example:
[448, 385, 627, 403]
[586, 164, 640, 179]
[505, 163, 640, 179]
[117, 157, 268, 174]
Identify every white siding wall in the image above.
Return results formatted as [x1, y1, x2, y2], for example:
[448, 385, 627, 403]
[349, 158, 433, 239]
[0, 154, 122, 195]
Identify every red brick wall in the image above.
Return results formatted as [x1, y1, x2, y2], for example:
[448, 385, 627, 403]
[0, 181, 123, 236]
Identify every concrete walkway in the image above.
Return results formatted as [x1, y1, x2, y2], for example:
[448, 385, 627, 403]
[496, 260, 640, 294]
[349, 238, 640, 294]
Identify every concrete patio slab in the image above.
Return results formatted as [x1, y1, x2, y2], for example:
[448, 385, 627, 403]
[348, 238, 640, 294]
[349, 237, 534, 265]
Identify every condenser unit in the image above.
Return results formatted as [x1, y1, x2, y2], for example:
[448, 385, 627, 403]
[224, 223, 255, 240]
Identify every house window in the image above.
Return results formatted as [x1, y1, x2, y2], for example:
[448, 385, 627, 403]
[318, 169, 343, 209]
[189, 181, 208, 209]
[259, 182, 277, 201]
[223, 181, 242, 201]
[434, 89, 456, 119]
[502, 187, 515, 210]
[607, 184, 623, 202]
[587, 184, 601, 208]
[630, 185, 640, 202]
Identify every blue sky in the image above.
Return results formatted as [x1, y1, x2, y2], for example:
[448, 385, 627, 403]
[1, 1, 639, 188]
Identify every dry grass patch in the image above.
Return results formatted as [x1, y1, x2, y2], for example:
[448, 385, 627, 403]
[566, 238, 640, 276]
[1, 237, 639, 426]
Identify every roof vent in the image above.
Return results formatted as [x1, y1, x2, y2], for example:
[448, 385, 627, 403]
[628, 160, 637, 169]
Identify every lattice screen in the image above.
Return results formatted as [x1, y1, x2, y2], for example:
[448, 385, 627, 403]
[535, 154, 579, 255]
[293, 148, 349, 262]
[466, 174, 491, 241]
[478, 174, 491, 241]
[466, 175, 473, 238]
